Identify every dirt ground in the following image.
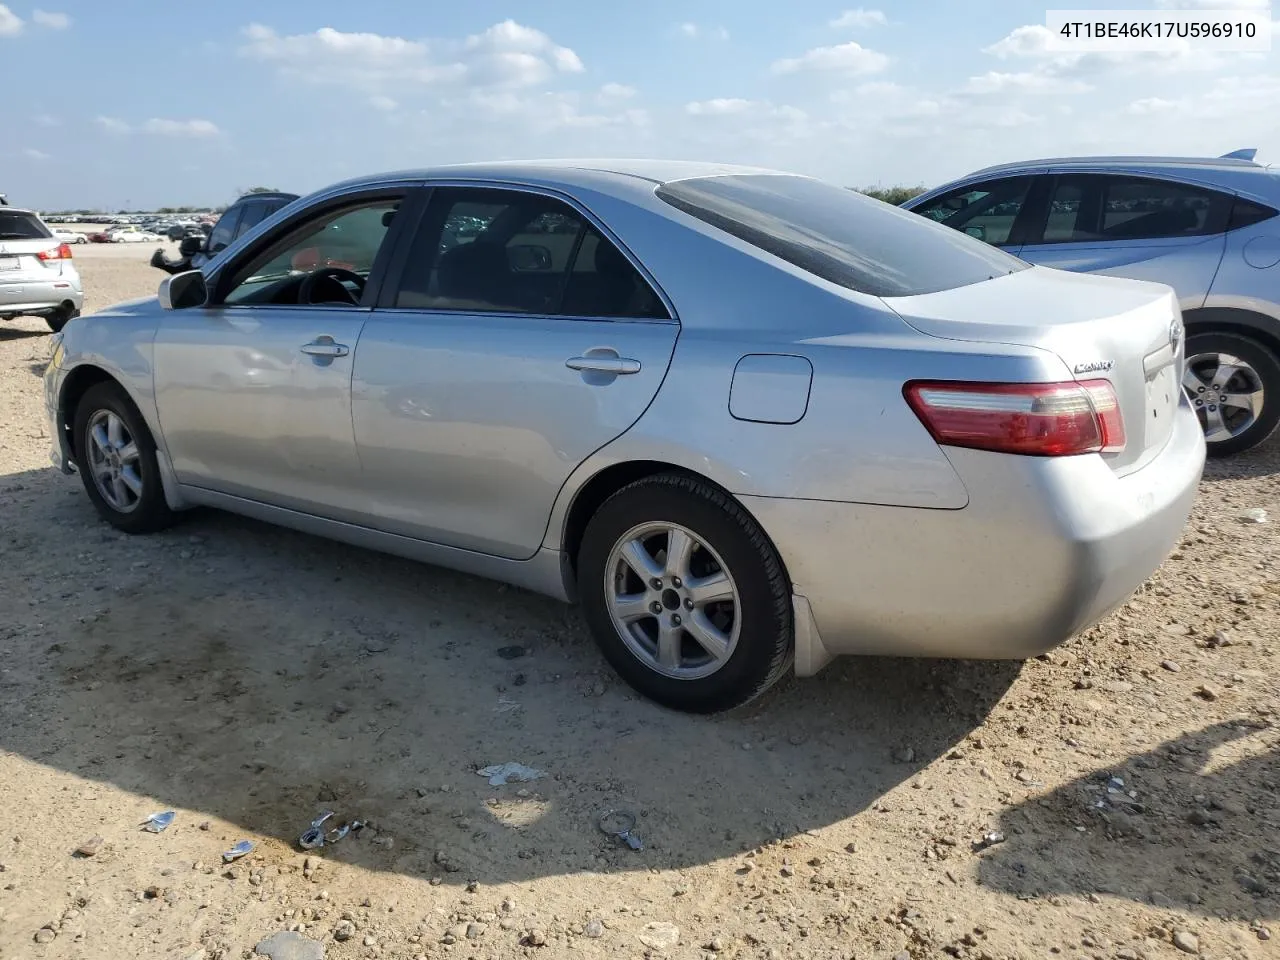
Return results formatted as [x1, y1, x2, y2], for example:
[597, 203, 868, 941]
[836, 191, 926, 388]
[0, 243, 1277, 960]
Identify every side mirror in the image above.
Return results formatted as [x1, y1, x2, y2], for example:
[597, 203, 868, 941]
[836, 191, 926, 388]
[159, 270, 208, 310]
[178, 235, 204, 257]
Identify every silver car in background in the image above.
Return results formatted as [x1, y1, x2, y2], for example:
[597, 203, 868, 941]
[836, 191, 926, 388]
[44, 161, 1204, 712]
[904, 149, 1280, 456]
[0, 206, 84, 332]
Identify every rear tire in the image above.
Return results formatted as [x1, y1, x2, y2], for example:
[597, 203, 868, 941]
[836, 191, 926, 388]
[45, 305, 77, 333]
[577, 474, 793, 713]
[1184, 331, 1280, 457]
[72, 381, 176, 534]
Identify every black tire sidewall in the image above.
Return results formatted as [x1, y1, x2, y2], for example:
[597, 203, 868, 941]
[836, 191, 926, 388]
[1185, 331, 1280, 457]
[72, 382, 173, 533]
[577, 476, 792, 713]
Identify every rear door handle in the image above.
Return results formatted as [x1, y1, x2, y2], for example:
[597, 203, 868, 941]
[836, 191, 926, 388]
[300, 337, 349, 358]
[565, 355, 641, 375]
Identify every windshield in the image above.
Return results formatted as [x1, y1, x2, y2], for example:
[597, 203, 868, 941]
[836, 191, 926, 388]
[655, 174, 1028, 298]
[0, 211, 53, 241]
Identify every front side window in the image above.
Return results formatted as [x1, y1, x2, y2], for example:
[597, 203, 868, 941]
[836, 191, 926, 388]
[656, 174, 1027, 298]
[910, 177, 1032, 246]
[393, 187, 668, 319]
[222, 199, 399, 306]
[233, 201, 271, 239]
[1038, 174, 1227, 243]
[206, 206, 243, 255]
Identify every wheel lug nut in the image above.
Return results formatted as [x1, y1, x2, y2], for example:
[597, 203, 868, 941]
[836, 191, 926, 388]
[684, 598, 694, 610]
[650, 601, 662, 615]
[672, 614, 682, 626]
[650, 578, 663, 590]
[672, 577, 682, 588]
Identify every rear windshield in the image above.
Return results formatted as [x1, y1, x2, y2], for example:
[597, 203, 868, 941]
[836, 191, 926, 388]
[0, 211, 53, 241]
[655, 174, 1028, 298]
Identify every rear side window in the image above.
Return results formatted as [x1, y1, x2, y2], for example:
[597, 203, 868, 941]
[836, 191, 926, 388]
[1228, 198, 1278, 231]
[1038, 174, 1230, 243]
[655, 175, 1027, 298]
[0, 211, 53, 240]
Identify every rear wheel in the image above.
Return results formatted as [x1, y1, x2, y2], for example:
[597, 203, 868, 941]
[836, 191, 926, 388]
[72, 382, 175, 534]
[1184, 331, 1280, 457]
[45, 304, 78, 333]
[577, 474, 793, 713]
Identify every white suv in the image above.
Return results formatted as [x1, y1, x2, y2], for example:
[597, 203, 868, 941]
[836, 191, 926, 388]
[0, 206, 85, 332]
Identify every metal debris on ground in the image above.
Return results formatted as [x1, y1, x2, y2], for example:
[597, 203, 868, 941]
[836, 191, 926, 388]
[1239, 508, 1268, 524]
[598, 809, 644, 851]
[141, 811, 176, 833]
[1093, 774, 1143, 811]
[299, 810, 365, 850]
[478, 762, 545, 786]
[971, 831, 1006, 852]
[222, 840, 254, 862]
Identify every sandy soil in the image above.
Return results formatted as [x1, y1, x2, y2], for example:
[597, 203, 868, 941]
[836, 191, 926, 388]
[0, 243, 1277, 960]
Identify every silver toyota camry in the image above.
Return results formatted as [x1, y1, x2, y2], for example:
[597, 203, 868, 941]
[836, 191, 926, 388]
[44, 160, 1206, 713]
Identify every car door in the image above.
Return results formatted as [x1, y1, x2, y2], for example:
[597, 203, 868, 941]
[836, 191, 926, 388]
[1016, 173, 1231, 308]
[152, 186, 415, 518]
[350, 184, 680, 560]
[906, 174, 1042, 255]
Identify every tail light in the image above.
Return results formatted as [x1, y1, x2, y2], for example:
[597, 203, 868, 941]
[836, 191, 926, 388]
[37, 243, 74, 262]
[904, 379, 1126, 456]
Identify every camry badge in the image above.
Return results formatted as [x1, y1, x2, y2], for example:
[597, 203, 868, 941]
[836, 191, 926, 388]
[1073, 360, 1114, 374]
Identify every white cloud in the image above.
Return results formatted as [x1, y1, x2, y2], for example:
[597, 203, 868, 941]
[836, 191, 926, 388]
[597, 82, 636, 101]
[770, 41, 889, 76]
[830, 8, 887, 29]
[1128, 96, 1178, 114]
[1154, 0, 1269, 7]
[685, 98, 754, 116]
[33, 113, 60, 127]
[369, 95, 397, 112]
[94, 116, 130, 134]
[0, 4, 22, 36]
[685, 99, 808, 122]
[963, 71, 1092, 94]
[23, 147, 50, 160]
[678, 22, 698, 37]
[143, 118, 221, 138]
[677, 22, 729, 40]
[32, 9, 69, 29]
[241, 20, 584, 92]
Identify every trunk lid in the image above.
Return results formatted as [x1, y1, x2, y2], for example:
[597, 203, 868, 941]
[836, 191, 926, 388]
[883, 265, 1184, 475]
[0, 210, 63, 282]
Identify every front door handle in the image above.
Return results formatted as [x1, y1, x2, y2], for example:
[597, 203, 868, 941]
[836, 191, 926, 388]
[565, 355, 641, 375]
[300, 337, 349, 358]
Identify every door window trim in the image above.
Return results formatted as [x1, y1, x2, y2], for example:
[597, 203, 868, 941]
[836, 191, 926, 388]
[374, 179, 678, 325]
[909, 175, 1040, 249]
[1021, 172, 1235, 247]
[206, 185, 429, 310]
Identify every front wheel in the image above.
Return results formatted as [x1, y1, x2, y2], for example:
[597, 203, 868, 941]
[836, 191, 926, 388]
[72, 381, 176, 534]
[577, 474, 793, 713]
[1184, 331, 1280, 457]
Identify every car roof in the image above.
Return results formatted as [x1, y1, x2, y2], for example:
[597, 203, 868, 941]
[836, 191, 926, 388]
[0, 206, 40, 215]
[323, 159, 796, 194]
[234, 191, 299, 203]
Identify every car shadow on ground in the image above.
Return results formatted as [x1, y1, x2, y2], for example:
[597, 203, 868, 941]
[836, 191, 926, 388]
[976, 721, 1279, 922]
[0, 326, 49, 343]
[0, 465, 1022, 886]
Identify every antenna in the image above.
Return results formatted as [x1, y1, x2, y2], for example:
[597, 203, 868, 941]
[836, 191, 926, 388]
[1220, 148, 1258, 161]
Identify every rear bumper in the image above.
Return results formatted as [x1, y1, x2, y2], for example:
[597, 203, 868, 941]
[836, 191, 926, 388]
[0, 277, 84, 316]
[745, 397, 1205, 665]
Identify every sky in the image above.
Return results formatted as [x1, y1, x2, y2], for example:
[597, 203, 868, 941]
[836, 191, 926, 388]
[2, 0, 1278, 210]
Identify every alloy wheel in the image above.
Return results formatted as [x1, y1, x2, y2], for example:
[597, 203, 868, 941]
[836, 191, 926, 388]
[1183, 351, 1266, 443]
[86, 409, 143, 513]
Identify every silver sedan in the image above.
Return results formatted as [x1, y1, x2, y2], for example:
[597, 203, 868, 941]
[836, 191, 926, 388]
[44, 161, 1205, 712]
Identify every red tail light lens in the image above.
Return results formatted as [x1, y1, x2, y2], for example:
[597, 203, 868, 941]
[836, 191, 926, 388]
[904, 379, 1126, 457]
[37, 243, 73, 261]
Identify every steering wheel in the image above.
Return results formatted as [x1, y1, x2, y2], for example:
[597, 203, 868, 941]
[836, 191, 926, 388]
[298, 267, 367, 306]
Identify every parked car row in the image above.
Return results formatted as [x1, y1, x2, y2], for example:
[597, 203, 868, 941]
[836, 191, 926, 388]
[44, 158, 1207, 714]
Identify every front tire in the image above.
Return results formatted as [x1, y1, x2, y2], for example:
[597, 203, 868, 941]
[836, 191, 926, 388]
[577, 474, 793, 713]
[72, 382, 175, 534]
[1184, 331, 1280, 457]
